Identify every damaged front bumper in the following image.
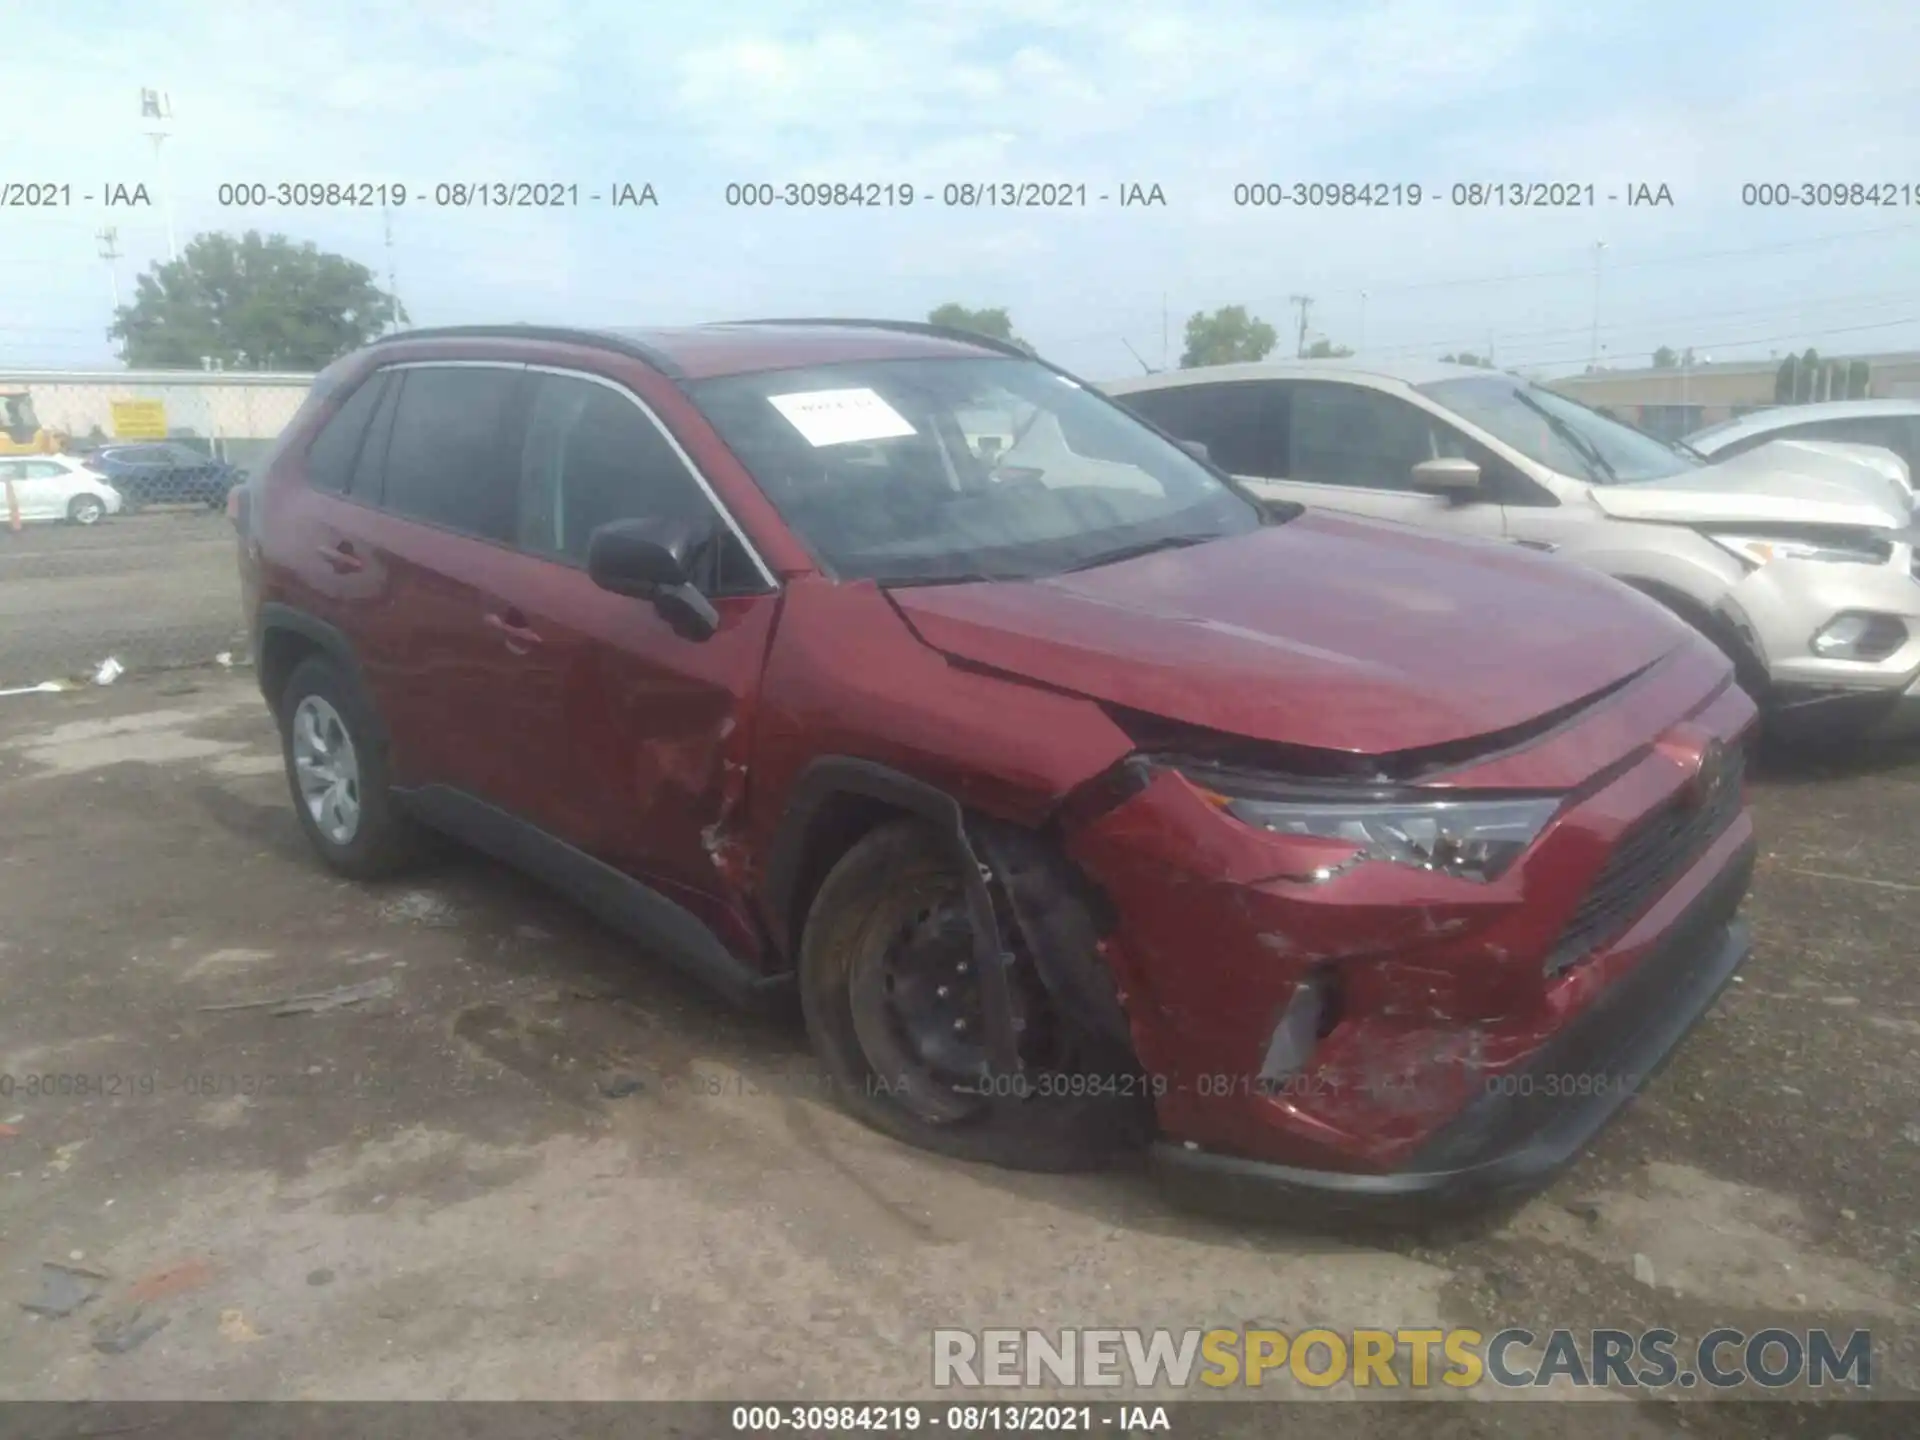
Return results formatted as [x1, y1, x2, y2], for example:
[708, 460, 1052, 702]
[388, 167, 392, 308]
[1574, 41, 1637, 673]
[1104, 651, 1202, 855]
[1061, 673, 1759, 1218]
[1150, 842, 1752, 1218]
[1717, 545, 1920, 712]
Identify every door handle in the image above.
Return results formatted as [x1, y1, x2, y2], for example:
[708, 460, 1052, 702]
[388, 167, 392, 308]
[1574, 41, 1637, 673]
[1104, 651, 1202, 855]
[318, 541, 364, 573]
[484, 611, 544, 652]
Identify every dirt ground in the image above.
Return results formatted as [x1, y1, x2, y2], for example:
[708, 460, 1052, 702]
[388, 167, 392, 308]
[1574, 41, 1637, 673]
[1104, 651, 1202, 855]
[0, 669, 1914, 1433]
[0, 512, 244, 685]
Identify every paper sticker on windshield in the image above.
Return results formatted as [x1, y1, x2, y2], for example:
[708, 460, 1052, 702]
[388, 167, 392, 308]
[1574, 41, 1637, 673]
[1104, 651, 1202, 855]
[768, 387, 917, 448]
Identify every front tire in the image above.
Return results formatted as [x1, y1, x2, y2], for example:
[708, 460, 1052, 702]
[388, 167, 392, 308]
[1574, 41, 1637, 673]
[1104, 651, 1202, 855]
[799, 819, 1148, 1172]
[67, 495, 105, 525]
[278, 656, 420, 879]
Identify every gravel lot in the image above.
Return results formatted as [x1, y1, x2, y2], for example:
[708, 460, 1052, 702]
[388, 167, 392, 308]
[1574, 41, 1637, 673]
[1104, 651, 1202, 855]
[0, 670, 1913, 1435]
[0, 511, 245, 686]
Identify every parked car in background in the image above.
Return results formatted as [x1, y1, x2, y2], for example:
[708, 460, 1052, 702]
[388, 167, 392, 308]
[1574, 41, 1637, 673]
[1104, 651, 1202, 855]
[0, 454, 123, 524]
[1105, 361, 1920, 741]
[91, 442, 244, 508]
[1686, 399, 1920, 492]
[234, 320, 1757, 1215]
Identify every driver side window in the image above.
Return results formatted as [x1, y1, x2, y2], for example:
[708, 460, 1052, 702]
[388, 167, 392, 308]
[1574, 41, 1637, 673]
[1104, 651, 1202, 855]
[1284, 383, 1437, 490]
[514, 373, 761, 592]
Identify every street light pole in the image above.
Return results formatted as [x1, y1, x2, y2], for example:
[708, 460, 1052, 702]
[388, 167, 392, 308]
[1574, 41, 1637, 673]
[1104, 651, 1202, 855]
[1358, 291, 1368, 355]
[97, 227, 122, 311]
[1588, 240, 1606, 370]
[140, 88, 178, 261]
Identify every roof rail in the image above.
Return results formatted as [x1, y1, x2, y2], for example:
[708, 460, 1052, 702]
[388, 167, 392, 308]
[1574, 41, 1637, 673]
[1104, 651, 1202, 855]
[367, 324, 686, 379]
[714, 317, 1035, 362]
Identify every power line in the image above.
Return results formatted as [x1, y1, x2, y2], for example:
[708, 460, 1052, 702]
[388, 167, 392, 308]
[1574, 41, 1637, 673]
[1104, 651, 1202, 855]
[1306, 221, 1920, 302]
[1506, 313, 1920, 374]
[1351, 286, 1920, 360]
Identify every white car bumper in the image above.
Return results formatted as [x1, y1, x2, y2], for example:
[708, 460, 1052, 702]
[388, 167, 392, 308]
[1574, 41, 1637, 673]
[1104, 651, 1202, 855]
[1715, 544, 1920, 698]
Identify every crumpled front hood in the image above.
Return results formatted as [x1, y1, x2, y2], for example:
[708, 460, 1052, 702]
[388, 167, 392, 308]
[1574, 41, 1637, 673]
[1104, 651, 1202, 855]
[1766, 438, 1912, 495]
[1593, 447, 1911, 529]
[887, 514, 1687, 756]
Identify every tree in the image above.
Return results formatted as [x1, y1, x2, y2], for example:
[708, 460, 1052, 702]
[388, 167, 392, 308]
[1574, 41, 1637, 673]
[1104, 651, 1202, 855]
[1302, 337, 1354, 358]
[1774, 356, 1796, 403]
[1652, 346, 1678, 369]
[110, 231, 404, 369]
[1180, 306, 1277, 367]
[1847, 358, 1871, 399]
[1441, 351, 1494, 368]
[1797, 348, 1821, 403]
[926, 303, 1032, 352]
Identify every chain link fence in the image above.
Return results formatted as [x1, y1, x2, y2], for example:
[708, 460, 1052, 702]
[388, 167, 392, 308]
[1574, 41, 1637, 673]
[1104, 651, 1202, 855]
[0, 369, 312, 688]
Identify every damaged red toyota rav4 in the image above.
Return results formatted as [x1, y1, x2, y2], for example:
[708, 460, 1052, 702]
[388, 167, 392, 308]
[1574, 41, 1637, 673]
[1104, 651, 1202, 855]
[233, 319, 1756, 1215]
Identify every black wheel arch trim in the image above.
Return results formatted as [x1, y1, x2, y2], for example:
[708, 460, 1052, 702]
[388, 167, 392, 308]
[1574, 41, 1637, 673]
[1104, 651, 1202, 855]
[767, 757, 1129, 1074]
[764, 758, 969, 952]
[255, 603, 374, 711]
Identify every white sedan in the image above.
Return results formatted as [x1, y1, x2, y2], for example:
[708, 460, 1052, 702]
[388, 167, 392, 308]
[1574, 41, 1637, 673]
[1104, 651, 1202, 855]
[0, 454, 125, 525]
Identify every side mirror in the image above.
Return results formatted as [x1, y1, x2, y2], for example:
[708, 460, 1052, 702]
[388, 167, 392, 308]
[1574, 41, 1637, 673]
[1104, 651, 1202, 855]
[1410, 457, 1482, 497]
[585, 516, 721, 641]
[1176, 438, 1213, 464]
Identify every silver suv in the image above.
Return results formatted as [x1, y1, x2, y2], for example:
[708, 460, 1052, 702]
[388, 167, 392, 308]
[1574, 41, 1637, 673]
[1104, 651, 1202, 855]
[1104, 360, 1920, 738]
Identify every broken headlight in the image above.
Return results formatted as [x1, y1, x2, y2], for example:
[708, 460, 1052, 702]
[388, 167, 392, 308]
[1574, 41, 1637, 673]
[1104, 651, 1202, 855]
[1709, 533, 1891, 567]
[1188, 774, 1561, 882]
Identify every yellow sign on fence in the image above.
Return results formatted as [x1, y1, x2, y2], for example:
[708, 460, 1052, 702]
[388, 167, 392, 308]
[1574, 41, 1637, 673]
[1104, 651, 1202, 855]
[110, 399, 168, 439]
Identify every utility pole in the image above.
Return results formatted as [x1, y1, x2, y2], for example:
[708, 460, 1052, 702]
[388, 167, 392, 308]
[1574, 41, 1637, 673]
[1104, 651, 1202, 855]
[1160, 291, 1168, 371]
[140, 88, 178, 261]
[382, 203, 400, 333]
[99, 227, 125, 365]
[1290, 294, 1313, 358]
[97, 227, 123, 311]
[1588, 240, 1606, 371]
[1357, 291, 1368, 356]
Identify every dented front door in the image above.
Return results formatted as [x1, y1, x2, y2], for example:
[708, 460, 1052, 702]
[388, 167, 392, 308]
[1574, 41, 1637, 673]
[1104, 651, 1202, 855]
[463, 363, 783, 950]
[481, 551, 779, 936]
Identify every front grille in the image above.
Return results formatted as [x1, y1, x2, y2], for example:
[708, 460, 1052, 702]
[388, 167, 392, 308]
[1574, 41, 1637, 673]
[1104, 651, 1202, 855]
[1543, 744, 1746, 977]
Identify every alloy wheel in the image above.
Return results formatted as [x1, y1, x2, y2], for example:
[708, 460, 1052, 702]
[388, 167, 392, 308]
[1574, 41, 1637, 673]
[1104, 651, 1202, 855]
[291, 695, 362, 845]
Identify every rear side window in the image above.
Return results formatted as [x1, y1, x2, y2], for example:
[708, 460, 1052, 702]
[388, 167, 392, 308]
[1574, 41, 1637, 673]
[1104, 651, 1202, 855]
[1120, 382, 1281, 477]
[304, 374, 388, 494]
[352, 373, 401, 499]
[380, 366, 521, 540]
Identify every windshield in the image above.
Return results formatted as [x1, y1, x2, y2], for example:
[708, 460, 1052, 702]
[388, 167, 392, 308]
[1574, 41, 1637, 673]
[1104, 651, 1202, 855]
[688, 357, 1265, 583]
[1683, 415, 1743, 445]
[1417, 375, 1697, 484]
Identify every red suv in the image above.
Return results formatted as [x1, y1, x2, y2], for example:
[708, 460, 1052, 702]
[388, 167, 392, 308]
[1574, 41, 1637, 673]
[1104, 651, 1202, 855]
[234, 320, 1757, 1215]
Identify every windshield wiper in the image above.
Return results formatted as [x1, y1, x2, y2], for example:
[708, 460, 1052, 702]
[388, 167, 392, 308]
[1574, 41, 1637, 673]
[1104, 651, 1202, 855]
[1511, 388, 1618, 484]
[1063, 533, 1216, 573]
[880, 570, 1025, 588]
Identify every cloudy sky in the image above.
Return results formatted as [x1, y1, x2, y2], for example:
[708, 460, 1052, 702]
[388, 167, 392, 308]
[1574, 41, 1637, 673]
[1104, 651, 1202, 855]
[5, 0, 1917, 377]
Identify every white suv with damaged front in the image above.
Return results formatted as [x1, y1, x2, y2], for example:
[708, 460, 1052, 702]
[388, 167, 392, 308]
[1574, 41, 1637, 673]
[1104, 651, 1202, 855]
[1105, 360, 1920, 741]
